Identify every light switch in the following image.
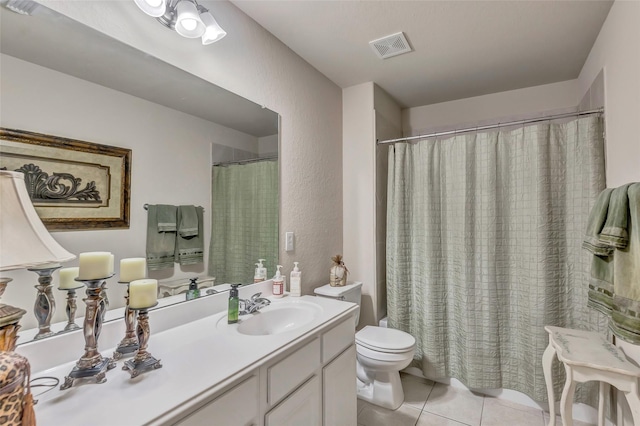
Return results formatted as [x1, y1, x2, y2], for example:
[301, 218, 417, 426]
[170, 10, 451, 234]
[285, 232, 294, 252]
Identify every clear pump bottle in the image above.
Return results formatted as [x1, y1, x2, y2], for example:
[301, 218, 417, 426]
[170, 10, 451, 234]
[228, 284, 240, 324]
[290, 262, 301, 297]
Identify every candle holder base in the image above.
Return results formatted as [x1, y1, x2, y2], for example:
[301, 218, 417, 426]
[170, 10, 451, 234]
[34, 331, 56, 340]
[60, 357, 116, 390]
[113, 337, 139, 360]
[61, 323, 81, 333]
[123, 353, 162, 378]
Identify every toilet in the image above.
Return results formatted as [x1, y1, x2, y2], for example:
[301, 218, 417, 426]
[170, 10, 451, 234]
[314, 281, 416, 410]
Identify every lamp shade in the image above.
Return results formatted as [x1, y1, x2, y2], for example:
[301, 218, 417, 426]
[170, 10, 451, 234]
[200, 11, 226, 45]
[0, 171, 75, 271]
[174, 0, 205, 39]
[133, 0, 167, 18]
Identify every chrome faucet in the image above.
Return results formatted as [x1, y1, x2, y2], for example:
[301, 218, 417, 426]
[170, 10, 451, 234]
[239, 292, 271, 315]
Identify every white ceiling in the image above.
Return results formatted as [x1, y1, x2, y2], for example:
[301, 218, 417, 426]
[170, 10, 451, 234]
[231, 0, 613, 108]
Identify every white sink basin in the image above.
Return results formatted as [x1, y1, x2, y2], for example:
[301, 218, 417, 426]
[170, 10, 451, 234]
[219, 300, 323, 336]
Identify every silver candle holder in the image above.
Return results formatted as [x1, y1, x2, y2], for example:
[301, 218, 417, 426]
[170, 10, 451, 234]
[61, 275, 116, 390]
[28, 264, 61, 340]
[123, 303, 162, 378]
[57, 284, 84, 333]
[113, 281, 139, 360]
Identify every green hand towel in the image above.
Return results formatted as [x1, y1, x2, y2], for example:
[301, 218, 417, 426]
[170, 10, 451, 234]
[176, 206, 204, 266]
[178, 205, 199, 238]
[146, 205, 176, 271]
[600, 183, 633, 249]
[157, 204, 177, 232]
[582, 188, 614, 256]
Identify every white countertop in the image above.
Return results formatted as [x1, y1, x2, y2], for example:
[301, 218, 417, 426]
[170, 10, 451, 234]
[28, 292, 358, 426]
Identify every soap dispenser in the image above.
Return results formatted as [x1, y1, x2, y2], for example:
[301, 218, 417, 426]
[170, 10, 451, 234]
[272, 265, 285, 298]
[186, 278, 200, 301]
[290, 262, 302, 297]
[254, 259, 266, 283]
[228, 284, 240, 324]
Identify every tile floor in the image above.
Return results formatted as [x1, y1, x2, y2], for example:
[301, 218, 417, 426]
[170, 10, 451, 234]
[356, 373, 595, 426]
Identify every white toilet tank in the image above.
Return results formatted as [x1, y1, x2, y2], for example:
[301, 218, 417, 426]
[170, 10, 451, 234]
[314, 281, 363, 324]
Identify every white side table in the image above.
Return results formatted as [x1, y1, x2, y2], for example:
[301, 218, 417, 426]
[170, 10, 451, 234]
[543, 326, 640, 426]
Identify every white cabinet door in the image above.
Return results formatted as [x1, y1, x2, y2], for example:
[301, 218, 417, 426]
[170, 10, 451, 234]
[265, 376, 321, 426]
[175, 375, 259, 426]
[323, 345, 357, 426]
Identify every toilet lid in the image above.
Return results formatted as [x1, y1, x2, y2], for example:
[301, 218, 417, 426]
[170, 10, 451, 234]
[356, 326, 415, 353]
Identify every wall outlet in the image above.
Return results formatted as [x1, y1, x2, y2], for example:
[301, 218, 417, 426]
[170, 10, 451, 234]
[285, 232, 294, 251]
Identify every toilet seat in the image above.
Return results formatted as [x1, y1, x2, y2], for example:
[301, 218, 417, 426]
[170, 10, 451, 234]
[355, 326, 415, 354]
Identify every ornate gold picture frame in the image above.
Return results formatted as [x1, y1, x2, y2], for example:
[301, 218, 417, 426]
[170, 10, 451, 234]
[0, 128, 131, 230]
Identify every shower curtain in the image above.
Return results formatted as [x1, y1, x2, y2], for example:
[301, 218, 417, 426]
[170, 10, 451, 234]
[386, 116, 607, 402]
[208, 160, 278, 284]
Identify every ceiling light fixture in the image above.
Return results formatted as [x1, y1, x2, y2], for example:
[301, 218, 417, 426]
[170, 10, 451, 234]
[134, 0, 226, 45]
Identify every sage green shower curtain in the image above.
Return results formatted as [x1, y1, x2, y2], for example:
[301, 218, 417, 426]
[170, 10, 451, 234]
[208, 160, 278, 284]
[387, 116, 607, 402]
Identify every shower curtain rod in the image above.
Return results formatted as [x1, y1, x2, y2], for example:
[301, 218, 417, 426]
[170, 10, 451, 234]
[377, 108, 604, 145]
[212, 155, 278, 166]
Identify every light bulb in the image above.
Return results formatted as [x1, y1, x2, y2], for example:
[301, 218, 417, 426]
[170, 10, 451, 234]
[181, 18, 197, 31]
[145, 0, 163, 7]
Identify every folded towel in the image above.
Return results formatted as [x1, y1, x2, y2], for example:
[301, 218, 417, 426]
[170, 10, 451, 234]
[146, 205, 176, 271]
[600, 184, 633, 249]
[176, 206, 204, 266]
[582, 188, 614, 256]
[178, 205, 199, 238]
[156, 204, 177, 232]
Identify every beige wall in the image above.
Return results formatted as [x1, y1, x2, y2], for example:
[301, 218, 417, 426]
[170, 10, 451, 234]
[25, 1, 343, 294]
[403, 79, 580, 136]
[0, 54, 259, 328]
[343, 82, 375, 327]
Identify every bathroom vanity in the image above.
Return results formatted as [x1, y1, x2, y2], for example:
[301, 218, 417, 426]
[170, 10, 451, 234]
[17, 281, 358, 426]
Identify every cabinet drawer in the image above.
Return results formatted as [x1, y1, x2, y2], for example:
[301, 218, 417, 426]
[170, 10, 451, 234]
[268, 338, 320, 405]
[174, 375, 259, 426]
[265, 375, 321, 426]
[322, 316, 355, 363]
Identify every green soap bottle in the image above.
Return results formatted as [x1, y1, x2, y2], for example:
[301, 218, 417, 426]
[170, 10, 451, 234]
[228, 284, 240, 324]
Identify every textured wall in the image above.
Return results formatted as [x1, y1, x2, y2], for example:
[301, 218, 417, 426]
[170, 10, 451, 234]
[35, 0, 344, 294]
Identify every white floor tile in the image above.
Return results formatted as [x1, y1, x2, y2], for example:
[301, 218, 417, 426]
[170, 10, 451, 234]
[423, 383, 484, 426]
[481, 397, 544, 426]
[358, 401, 422, 426]
[401, 373, 435, 410]
[543, 413, 595, 426]
[416, 411, 470, 425]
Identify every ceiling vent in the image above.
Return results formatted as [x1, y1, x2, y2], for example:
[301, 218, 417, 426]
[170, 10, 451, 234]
[369, 32, 412, 60]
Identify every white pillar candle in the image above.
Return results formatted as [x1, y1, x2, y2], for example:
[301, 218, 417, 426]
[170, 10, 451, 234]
[120, 258, 146, 282]
[129, 279, 158, 309]
[78, 252, 113, 280]
[59, 267, 80, 289]
[109, 254, 115, 275]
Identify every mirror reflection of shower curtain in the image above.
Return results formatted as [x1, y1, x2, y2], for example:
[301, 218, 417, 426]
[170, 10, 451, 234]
[208, 160, 278, 284]
[386, 116, 607, 404]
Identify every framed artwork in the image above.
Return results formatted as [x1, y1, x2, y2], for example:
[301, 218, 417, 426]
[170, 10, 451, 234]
[0, 128, 131, 230]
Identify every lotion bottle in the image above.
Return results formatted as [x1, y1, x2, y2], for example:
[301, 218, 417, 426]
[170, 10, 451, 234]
[228, 284, 240, 324]
[272, 265, 285, 298]
[254, 263, 262, 283]
[186, 277, 200, 301]
[257, 259, 267, 282]
[290, 262, 301, 297]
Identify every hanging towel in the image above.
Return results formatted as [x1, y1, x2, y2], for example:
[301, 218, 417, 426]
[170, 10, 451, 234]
[156, 204, 177, 232]
[585, 183, 640, 343]
[146, 205, 177, 271]
[600, 184, 633, 249]
[610, 183, 640, 343]
[582, 188, 614, 256]
[178, 205, 199, 238]
[175, 205, 204, 265]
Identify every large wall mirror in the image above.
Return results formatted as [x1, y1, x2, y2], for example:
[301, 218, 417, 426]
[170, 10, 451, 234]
[0, 2, 279, 344]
